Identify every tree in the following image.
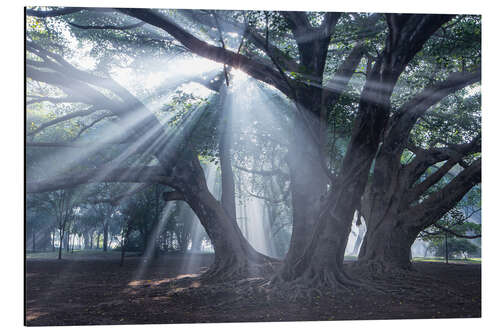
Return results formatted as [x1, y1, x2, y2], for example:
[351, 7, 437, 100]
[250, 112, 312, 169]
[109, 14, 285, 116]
[25, 8, 481, 292]
[357, 16, 481, 270]
[38, 189, 79, 259]
[429, 237, 479, 259]
[25, 19, 274, 279]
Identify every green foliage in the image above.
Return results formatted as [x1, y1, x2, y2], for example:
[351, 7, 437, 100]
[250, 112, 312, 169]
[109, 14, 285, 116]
[428, 237, 479, 259]
[419, 185, 481, 256]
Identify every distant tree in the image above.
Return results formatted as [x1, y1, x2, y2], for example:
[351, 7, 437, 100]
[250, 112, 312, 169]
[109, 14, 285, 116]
[429, 237, 479, 259]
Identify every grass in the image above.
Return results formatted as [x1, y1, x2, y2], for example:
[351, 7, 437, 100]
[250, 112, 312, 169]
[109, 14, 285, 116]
[26, 249, 125, 260]
[27, 251, 481, 264]
[412, 256, 481, 264]
[344, 255, 357, 260]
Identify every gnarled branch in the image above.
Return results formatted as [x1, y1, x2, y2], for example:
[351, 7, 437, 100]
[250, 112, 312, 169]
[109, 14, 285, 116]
[118, 8, 291, 98]
[28, 107, 101, 137]
[432, 223, 481, 239]
[69, 21, 145, 30]
[404, 158, 481, 229]
[26, 7, 84, 18]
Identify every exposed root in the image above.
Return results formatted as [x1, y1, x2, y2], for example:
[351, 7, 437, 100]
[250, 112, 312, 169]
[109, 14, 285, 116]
[267, 265, 381, 302]
[160, 259, 470, 316]
[200, 256, 279, 283]
[346, 260, 466, 301]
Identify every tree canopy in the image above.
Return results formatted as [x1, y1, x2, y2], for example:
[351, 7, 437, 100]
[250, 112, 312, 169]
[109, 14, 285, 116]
[25, 6, 481, 295]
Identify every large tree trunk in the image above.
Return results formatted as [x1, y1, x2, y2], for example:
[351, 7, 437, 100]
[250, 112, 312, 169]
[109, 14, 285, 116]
[218, 87, 237, 220]
[358, 160, 481, 271]
[273, 15, 453, 293]
[358, 220, 418, 270]
[273, 58, 396, 292]
[173, 154, 276, 280]
[284, 90, 329, 264]
[183, 184, 275, 280]
[285, 137, 327, 262]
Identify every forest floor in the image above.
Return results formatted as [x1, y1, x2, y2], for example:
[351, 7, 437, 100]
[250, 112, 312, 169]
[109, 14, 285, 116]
[25, 251, 481, 326]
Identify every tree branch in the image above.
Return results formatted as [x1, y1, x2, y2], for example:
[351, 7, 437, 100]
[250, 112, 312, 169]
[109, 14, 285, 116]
[322, 43, 365, 109]
[118, 8, 291, 97]
[27, 96, 75, 105]
[73, 113, 117, 140]
[68, 21, 145, 30]
[404, 136, 481, 187]
[433, 223, 481, 239]
[388, 69, 481, 140]
[181, 10, 301, 72]
[28, 107, 101, 137]
[26, 7, 84, 18]
[404, 158, 481, 229]
[26, 142, 127, 148]
[27, 65, 118, 109]
[405, 158, 459, 204]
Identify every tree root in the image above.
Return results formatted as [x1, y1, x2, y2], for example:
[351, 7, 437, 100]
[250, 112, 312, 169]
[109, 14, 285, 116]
[200, 256, 279, 283]
[267, 264, 382, 302]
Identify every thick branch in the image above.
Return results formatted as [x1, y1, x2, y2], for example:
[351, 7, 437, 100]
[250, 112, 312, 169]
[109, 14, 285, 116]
[69, 21, 145, 30]
[433, 223, 481, 239]
[27, 43, 170, 159]
[27, 65, 118, 109]
[340, 15, 453, 189]
[404, 136, 481, 187]
[322, 43, 365, 109]
[27, 41, 141, 106]
[180, 10, 301, 72]
[28, 107, 101, 137]
[404, 158, 481, 229]
[406, 158, 459, 204]
[73, 113, 116, 140]
[26, 142, 126, 148]
[388, 70, 481, 141]
[385, 14, 453, 74]
[280, 11, 334, 77]
[27, 96, 74, 105]
[118, 8, 291, 97]
[26, 7, 84, 18]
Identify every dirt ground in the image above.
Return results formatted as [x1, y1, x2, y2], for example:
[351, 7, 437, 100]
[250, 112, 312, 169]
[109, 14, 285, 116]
[25, 252, 481, 326]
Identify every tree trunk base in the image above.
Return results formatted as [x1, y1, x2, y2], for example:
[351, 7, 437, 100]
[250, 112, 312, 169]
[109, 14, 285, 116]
[270, 262, 372, 301]
[201, 254, 278, 283]
[345, 259, 421, 294]
[351, 258, 414, 275]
